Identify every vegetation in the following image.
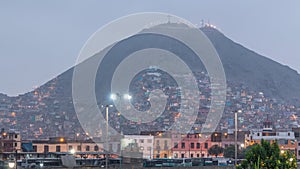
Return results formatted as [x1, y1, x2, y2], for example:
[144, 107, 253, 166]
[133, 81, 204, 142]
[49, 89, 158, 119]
[208, 144, 224, 157]
[237, 139, 297, 169]
[223, 144, 245, 159]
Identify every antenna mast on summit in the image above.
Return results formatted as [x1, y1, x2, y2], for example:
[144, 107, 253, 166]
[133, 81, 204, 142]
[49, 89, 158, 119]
[201, 19, 204, 27]
[167, 15, 171, 23]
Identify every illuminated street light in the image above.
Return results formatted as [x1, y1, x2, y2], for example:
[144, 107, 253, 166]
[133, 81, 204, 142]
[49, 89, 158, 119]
[39, 163, 44, 168]
[70, 149, 76, 155]
[59, 137, 65, 142]
[110, 93, 117, 101]
[8, 161, 15, 169]
[240, 144, 245, 148]
[109, 92, 131, 169]
[123, 94, 132, 100]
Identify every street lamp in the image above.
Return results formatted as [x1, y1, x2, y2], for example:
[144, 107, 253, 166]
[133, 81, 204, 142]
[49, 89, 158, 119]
[39, 163, 44, 168]
[240, 144, 244, 149]
[106, 93, 131, 169]
[235, 110, 242, 165]
[70, 149, 76, 155]
[111, 93, 132, 168]
[104, 104, 113, 169]
[8, 161, 15, 169]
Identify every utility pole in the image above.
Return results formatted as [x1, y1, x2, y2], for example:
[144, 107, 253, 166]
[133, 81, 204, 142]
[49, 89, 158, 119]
[235, 111, 238, 165]
[235, 110, 242, 165]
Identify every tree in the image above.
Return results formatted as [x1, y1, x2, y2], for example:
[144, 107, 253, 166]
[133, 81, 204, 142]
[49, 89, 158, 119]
[238, 139, 297, 169]
[208, 145, 224, 157]
[224, 145, 235, 158]
[223, 145, 246, 159]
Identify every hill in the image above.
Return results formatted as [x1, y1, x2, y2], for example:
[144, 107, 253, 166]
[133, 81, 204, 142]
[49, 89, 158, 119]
[1, 24, 300, 138]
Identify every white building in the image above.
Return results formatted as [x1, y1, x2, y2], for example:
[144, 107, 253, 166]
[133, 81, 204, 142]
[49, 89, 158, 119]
[122, 135, 154, 159]
[249, 120, 296, 153]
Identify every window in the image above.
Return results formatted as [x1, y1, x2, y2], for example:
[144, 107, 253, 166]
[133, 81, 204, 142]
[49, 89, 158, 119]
[181, 153, 185, 158]
[295, 132, 300, 138]
[279, 139, 288, 145]
[181, 142, 185, 149]
[33, 145, 37, 152]
[56, 146, 61, 152]
[86, 145, 90, 151]
[257, 133, 260, 136]
[204, 143, 208, 149]
[197, 154, 200, 158]
[164, 140, 168, 150]
[147, 139, 152, 143]
[174, 142, 178, 148]
[117, 144, 121, 152]
[140, 139, 144, 143]
[298, 150, 300, 156]
[190, 143, 194, 149]
[285, 140, 288, 145]
[288, 132, 290, 136]
[174, 153, 178, 158]
[109, 144, 112, 151]
[94, 145, 99, 151]
[15, 134, 18, 138]
[164, 154, 167, 158]
[191, 154, 194, 158]
[196, 143, 200, 149]
[69, 145, 73, 150]
[156, 140, 160, 145]
[44, 145, 49, 153]
[14, 143, 17, 147]
[77, 145, 81, 151]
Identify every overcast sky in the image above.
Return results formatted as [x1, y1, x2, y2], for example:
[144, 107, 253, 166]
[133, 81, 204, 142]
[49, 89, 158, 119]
[1, 0, 299, 96]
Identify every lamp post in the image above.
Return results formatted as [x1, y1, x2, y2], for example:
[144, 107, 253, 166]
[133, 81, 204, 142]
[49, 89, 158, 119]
[149, 147, 152, 159]
[235, 110, 242, 165]
[109, 93, 131, 169]
[188, 134, 191, 158]
[104, 105, 112, 169]
[8, 161, 15, 169]
[15, 150, 17, 169]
